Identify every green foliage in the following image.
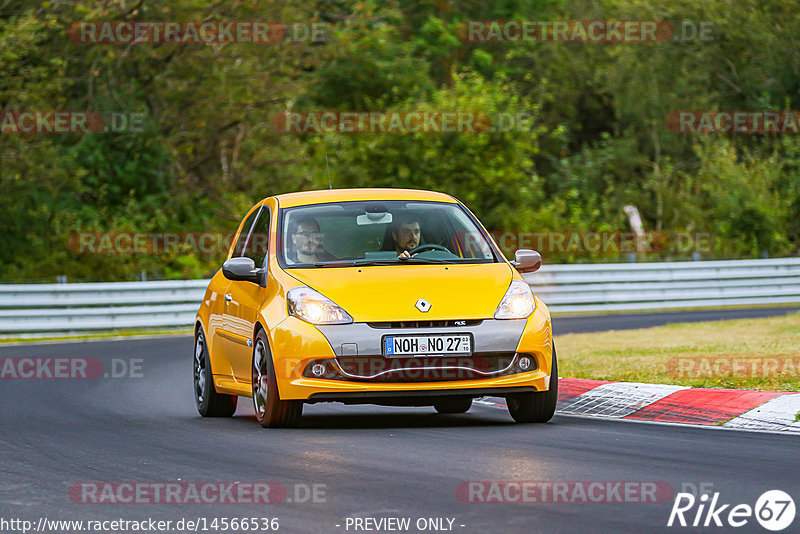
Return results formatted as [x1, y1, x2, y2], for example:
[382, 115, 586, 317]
[2, 0, 800, 281]
[306, 16, 433, 109]
[309, 71, 546, 232]
[693, 138, 791, 257]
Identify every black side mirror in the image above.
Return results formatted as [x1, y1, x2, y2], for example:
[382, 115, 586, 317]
[511, 249, 542, 273]
[222, 257, 262, 284]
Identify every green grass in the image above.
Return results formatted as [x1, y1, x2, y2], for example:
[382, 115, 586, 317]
[555, 311, 800, 391]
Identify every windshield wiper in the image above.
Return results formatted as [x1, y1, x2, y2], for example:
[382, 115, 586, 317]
[311, 259, 399, 267]
[350, 259, 403, 266]
[397, 257, 458, 264]
[310, 258, 457, 267]
[310, 257, 460, 268]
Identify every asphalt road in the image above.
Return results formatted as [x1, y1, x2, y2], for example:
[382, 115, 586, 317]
[1, 315, 798, 533]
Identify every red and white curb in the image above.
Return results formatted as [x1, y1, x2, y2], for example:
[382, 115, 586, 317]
[477, 378, 800, 434]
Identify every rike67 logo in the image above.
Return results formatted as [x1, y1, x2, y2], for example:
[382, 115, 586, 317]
[668, 490, 796, 531]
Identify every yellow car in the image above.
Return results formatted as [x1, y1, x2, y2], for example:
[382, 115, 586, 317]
[193, 188, 555, 427]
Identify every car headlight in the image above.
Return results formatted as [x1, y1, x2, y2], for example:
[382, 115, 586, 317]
[287, 287, 353, 325]
[494, 279, 536, 319]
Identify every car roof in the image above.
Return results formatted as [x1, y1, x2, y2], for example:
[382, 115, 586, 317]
[271, 188, 458, 208]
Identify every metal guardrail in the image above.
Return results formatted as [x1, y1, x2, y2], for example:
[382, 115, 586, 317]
[525, 257, 800, 313]
[0, 280, 208, 333]
[1, 258, 799, 333]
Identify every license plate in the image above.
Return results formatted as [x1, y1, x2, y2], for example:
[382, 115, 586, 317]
[383, 334, 472, 356]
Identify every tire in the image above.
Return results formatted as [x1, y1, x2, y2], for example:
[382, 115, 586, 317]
[433, 397, 473, 414]
[252, 330, 303, 428]
[506, 346, 558, 423]
[194, 327, 237, 417]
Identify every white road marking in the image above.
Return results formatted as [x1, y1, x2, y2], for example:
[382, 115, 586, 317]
[558, 382, 689, 418]
[724, 394, 800, 433]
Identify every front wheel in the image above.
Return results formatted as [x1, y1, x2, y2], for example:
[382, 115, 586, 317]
[506, 346, 558, 423]
[252, 330, 302, 428]
[194, 327, 237, 417]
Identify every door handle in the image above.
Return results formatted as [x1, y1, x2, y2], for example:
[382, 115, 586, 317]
[224, 294, 232, 302]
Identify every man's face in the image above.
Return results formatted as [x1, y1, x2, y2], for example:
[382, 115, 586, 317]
[292, 221, 322, 255]
[393, 222, 420, 252]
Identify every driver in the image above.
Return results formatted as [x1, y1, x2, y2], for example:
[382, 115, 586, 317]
[392, 214, 422, 258]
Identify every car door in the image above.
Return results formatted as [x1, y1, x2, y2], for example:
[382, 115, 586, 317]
[209, 206, 260, 377]
[221, 205, 271, 383]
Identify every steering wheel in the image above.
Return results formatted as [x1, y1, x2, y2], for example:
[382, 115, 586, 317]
[409, 244, 450, 255]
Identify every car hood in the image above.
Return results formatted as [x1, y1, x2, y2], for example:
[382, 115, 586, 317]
[286, 263, 514, 322]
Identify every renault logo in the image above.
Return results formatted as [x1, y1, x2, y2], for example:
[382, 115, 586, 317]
[414, 299, 432, 313]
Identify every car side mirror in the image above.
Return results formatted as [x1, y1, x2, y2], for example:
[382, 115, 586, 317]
[511, 249, 542, 273]
[222, 257, 262, 284]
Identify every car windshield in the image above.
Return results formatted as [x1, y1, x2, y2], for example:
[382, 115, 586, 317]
[279, 200, 498, 267]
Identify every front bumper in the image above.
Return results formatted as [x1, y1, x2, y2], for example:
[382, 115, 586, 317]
[269, 300, 553, 401]
[306, 386, 538, 406]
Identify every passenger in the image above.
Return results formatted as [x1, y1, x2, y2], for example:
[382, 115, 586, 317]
[288, 217, 335, 263]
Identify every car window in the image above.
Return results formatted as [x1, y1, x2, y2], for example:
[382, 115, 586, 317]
[279, 200, 498, 267]
[231, 206, 261, 258]
[243, 207, 270, 267]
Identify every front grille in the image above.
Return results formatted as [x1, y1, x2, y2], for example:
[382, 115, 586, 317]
[366, 320, 483, 329]
[303, 353, 537, 383]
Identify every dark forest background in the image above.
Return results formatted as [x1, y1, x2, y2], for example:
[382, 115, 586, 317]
[2, 0, 799, 281]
